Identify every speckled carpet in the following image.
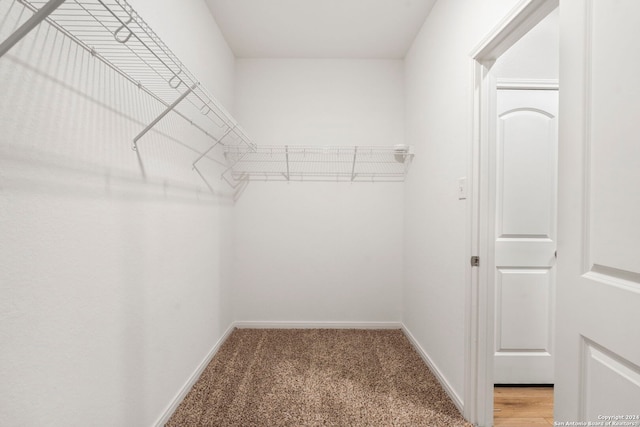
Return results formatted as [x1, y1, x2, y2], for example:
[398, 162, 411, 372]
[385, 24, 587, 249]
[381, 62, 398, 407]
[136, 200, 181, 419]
[166, 329, 472, 427]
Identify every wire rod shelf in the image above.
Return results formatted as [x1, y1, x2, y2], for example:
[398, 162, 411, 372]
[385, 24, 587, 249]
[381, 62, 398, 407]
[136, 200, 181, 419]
[1, 0, 414, 190]
[4, 0, 255, 153]
[224, 145, 414, 182]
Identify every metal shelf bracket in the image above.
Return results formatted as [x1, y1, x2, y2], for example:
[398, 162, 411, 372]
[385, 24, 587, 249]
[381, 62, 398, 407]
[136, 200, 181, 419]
[132, 83, 198, 151]
[0, 0, 66, 58]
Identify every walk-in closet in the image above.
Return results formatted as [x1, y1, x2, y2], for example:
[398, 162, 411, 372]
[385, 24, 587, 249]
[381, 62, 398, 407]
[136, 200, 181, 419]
[2, 1, 640, 426]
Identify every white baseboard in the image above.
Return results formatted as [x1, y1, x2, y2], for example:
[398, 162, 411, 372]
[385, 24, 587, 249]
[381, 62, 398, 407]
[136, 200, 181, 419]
[401, 324, 464, 413]
[153, 324, 236, 427]
[233, 320, 402, 329]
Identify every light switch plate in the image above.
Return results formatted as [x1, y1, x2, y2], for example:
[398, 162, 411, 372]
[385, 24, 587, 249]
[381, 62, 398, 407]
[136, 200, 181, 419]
[458, 177, 467, 200]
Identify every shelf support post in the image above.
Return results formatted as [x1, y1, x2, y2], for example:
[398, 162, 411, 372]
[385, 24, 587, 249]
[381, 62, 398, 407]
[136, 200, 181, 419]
[351, 146, 358, 181]
[0, 0, 66, 58]
[132, 83, 197, 151]
[285, 145, 290, 181]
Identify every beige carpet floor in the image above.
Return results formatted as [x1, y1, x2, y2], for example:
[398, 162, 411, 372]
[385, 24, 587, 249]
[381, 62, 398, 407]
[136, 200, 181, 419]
[166, 329, 472, 427]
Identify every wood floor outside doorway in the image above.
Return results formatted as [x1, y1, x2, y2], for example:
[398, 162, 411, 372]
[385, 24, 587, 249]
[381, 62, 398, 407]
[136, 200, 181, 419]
[494, 386, 554, 426]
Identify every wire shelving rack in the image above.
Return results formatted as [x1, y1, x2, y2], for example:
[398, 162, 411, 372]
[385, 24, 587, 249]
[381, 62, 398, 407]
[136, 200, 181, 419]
[0, 0, 255, 187]
[1, 0, 414, 187]
[224, 145, 414, 182]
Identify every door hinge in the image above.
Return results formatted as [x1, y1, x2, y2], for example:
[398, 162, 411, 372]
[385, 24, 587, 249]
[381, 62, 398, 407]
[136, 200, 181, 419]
[470, 256, 480, 267]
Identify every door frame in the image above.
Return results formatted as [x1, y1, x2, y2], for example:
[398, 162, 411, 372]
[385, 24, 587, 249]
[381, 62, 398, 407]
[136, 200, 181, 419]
[465, 0, 559, 425]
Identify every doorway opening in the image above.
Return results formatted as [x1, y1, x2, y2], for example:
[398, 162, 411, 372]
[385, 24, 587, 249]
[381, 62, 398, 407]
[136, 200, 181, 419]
[494, 385, 554, 426]
[465, 1, 559, 426]
[490, 8, 559, 390]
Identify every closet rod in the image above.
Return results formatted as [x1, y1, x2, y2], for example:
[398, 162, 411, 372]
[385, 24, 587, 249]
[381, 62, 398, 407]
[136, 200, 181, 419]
[0, 0, 65, 57]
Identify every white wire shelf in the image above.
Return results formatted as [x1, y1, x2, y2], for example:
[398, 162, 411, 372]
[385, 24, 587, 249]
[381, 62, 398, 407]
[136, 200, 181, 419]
[1, 0, 255, 154]
[1, 0, 414, 189]
[224, 145, 415, 182]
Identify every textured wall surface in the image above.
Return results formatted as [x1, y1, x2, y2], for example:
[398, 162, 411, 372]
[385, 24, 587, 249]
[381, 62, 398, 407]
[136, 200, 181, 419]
[0, 0, 236, 425]
[233, 59, 405, 324]
[403, 0, 526, 405]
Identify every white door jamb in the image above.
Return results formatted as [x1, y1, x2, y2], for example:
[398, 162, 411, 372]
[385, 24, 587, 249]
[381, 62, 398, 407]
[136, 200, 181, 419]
[465, 1, 559, 425]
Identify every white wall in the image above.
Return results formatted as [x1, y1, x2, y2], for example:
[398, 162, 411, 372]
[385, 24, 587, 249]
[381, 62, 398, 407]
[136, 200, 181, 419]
[0, 0, 561, 423]
[402, 0, 524, 406]
[0, 0, 236, 425]
[233, 59, 404, 324]
[131, 0, 235, 110]
[493, 8, 559, 80]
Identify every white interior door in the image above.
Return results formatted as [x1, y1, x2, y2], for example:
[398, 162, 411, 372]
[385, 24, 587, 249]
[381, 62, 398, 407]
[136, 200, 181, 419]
[556, 0, 640, 422]
[494, 88, 558, 384]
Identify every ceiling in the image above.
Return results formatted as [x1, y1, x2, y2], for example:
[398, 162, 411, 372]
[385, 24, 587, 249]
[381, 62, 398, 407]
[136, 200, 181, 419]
[204, 0, 437, 59]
